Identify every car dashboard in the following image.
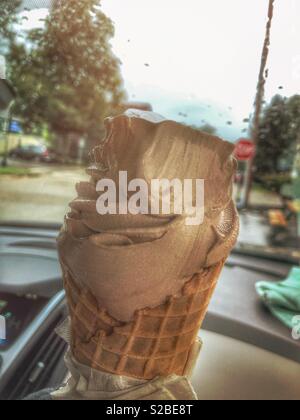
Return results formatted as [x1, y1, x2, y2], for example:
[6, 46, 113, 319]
[0, 224, 67, 400]
[0, 223, 299, 400]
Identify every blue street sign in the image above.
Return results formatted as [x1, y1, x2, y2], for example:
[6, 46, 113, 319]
[9, 120, 22, 133]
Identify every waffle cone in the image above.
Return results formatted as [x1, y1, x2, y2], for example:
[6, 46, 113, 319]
[62, 261, 224, 380]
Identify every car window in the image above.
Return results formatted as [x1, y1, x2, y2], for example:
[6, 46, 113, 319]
[0, 0, 299, 262]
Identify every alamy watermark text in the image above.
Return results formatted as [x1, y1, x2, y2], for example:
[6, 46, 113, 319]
[96, 171, 205, 226]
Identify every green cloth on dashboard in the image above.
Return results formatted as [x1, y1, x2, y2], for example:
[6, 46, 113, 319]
[256, 267, 300, 329]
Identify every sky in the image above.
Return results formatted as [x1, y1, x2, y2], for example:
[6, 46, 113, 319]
[21, 0, 300, 141]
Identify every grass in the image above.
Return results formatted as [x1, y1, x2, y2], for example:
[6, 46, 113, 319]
[252, 183, 269, 193]
[0, 166, 32, 176]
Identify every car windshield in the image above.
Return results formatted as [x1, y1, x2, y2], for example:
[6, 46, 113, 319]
[0, 0, 299, 262]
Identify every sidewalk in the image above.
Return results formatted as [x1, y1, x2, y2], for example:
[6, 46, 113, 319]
[249, 188, 283, 208]
[234, 184, 283, 208]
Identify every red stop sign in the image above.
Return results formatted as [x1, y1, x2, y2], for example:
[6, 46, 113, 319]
[234, 139, 256, 161]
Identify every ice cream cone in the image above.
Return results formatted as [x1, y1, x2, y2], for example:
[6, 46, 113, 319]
[62, 260, 224, 381]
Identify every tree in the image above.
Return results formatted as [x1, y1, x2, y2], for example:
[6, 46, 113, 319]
[0, 0, 21, 45]
[6, 0, 125, 157]
[255, 94, 300, 175]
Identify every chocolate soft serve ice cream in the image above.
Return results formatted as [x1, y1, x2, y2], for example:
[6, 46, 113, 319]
[56, 110, 239, 393]
[58, 110, 239, 322]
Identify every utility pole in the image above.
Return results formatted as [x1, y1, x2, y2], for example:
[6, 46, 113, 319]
[244, 0, 275, 208]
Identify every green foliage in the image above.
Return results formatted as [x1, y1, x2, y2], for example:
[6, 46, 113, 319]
[257, 173, 292, 194]
[0, 0, 21, 44]
[5, 0, 125, 145]
[0, 166, 31, 176]
[255, 95, 300, 175]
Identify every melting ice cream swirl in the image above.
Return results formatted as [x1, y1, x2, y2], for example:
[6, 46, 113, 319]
[58, 110, 239, 322]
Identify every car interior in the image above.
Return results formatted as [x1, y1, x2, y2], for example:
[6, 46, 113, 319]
[0, 222, 299, 400]
[0, 0, 300, 401]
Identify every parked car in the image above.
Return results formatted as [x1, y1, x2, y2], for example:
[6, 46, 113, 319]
[9, 144, 58, 163]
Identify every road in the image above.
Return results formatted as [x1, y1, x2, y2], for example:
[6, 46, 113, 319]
[0, 162, 290, 251]
[0, 164, 88, 223]
[0, 169, 278, 222]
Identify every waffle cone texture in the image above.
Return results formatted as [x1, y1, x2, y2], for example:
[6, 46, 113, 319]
[63, 261, 224, 380]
